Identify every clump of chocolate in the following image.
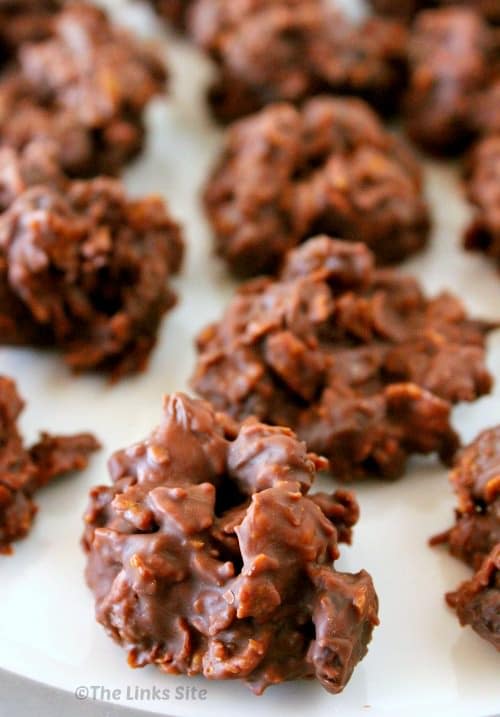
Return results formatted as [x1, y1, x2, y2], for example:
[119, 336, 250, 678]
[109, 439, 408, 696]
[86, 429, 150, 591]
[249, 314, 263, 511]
[192, 236, 494, 480]
[189, 0, 408, 122]
[0, 2, 167, 177]
[0, 175, 184, 379]
[404, 7, 498, 153]
[369, 0, 500, 25]
[204, 97, 430, 277]
[432, 427, 500, 650]
[464, 135, 500, 261]
[83, 392, 378, 694]
[0, 375, 99, 554]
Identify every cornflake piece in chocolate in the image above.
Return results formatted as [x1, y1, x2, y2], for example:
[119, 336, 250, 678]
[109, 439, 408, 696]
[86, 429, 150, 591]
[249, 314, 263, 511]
[0, 375, 99, 554]
[189, 0, 408, 122]
[0, 2, 167, 177]
[464, 135, 500, 262]
[204, 97, 430, 277]
[404, 7, 497, 153]
[0, 176, 184, 379]
[192, 236, 494, 480]
[83, 392, 378, 695]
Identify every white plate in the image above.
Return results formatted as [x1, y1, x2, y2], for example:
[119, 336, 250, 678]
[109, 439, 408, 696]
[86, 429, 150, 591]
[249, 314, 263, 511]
[0, 2, 499, 716]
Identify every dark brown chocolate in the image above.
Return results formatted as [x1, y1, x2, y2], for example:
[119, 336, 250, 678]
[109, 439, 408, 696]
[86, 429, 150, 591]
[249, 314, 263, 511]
[0, 175, 184, 379]
[189, 0, 408, 122]
[0, 2, 167, 177]
[204, 97, 430, 277]
[0, 375, 99, 554]
[192, 236, 494, 480]
[369, 0, 500, 24]
[404, 7, 498, 153]
[464, 135, 500, 262]
[83, 392, 378, 694]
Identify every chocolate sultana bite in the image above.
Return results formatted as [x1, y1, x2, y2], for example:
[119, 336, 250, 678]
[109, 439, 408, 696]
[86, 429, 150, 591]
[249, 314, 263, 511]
[0, 2, 167, 177]
[192, 236, 494, 481]
[189, 0, 409, 123]
[0, 375, 99, 554]
[204, 97, 430, 278]
[404, 7, 499, 154]
[0, 172, 184, 379]
[83, 392, 378, 695]
[368, 0, 500, 25]
[432, 427, 500, 650]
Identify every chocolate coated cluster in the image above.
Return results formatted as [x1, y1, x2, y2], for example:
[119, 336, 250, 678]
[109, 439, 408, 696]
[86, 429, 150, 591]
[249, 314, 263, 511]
[0, 375, 99, 553]
[192, 236, 493, 480]
[205, 97, 430, 277]
[0, 173, 184, 378]
[83, 392, 378, 694]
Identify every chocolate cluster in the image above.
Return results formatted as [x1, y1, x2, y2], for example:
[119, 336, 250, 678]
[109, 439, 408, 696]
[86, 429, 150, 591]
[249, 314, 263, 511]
[192, 236, 493, 480]
[83, 393, 378, 694]
[0, 375, 99, 553]
[205, 97, 430, 277]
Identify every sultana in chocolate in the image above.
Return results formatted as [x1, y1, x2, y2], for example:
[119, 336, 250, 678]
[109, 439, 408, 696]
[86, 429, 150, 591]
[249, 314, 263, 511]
[0, 375, 99, 554]
[0, 174, 184, 379]
[189, 0, 408, 122]
[204, 97, 430, 277]
[192, 236, 494, 480]
[83, 392, 378, 694]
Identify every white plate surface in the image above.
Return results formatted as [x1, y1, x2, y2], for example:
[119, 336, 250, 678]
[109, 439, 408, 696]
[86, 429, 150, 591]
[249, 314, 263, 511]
[0, 2, 499, 716]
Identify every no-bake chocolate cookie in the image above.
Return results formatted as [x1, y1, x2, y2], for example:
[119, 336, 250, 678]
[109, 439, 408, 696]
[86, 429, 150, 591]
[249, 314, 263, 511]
[0, 175, 184, 378]
[192, 236, 494, 480]
[432, 427, 500, 649]
[204, 97, 430, 277]
[464, 134, 500, 261]
[404, 7, 498, 153]
[83, 392, 378, 694]
[0, 375, 99, 554]
[0, 2, 167, 177]
[189, 0, 408, 122]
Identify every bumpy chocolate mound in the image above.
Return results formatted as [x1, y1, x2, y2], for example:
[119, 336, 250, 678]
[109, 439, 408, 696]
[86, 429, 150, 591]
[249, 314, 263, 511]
[0, 175, 184, 378]
[189, 0, 408, 122]
[83, 392, 378, 694]
[434, 426, 500, 569]
[192, 236, 494, 480]
[204, 97, 430, 277]
[0, 2, 166, 177]
[464, 135, 500, 261]
[369, 0, 500, 24]
[404, 7, 498, 153]
[432, 427, 500, 649]
[447, 546, 499, 650]
[0, 375, 99, 554]
[146, 0, 194, 29]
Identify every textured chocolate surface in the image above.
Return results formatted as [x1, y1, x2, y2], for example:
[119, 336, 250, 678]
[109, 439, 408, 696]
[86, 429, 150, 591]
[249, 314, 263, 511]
[192, 236, 493, 480]
[0, 0, 61, 61]
[0, 175, 184, 378]
[369, 0, 500, 24]
[204, 97, 430, 277]
[189, 0, 408, 122]
[0, 375, 99, 554]
[404, 7, 498, 153]
[464, 135, 500, 262]
[83, 392, 378, 694]
[0, 2, 167, 177]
